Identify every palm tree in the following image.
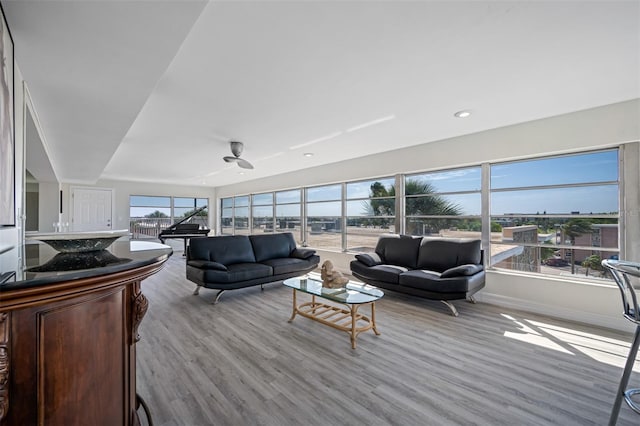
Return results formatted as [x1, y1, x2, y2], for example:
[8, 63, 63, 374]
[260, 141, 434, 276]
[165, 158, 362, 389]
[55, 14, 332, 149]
[581, 254, 603, 277]
[368, 179, 462, 234]
[562, 218, 592, 274]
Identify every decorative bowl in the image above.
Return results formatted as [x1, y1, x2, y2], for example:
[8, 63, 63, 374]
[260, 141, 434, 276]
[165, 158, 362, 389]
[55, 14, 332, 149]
[25, 230, 129, 253]
[26, 250, 131, 272]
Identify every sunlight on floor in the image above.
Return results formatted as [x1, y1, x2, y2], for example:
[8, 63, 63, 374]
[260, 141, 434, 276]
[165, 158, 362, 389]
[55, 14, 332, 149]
[501, 313, 640, 370]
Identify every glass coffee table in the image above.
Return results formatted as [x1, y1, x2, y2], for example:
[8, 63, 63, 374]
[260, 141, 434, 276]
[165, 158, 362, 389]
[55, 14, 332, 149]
[283, 273, 384, 349]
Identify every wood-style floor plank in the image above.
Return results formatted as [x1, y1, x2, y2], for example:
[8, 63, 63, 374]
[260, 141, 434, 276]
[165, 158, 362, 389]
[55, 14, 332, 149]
[137, 256, 640, 425]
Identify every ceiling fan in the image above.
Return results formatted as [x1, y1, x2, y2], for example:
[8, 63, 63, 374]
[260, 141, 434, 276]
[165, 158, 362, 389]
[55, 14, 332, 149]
[223, 141, 254, 169]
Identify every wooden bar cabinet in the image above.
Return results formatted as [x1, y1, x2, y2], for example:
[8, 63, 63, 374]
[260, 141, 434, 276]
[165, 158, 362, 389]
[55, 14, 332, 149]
[0, 240, 172, 426]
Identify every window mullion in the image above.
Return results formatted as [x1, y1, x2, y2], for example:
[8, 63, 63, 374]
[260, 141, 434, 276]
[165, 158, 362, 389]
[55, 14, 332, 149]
[481, 163, 491, 267]
[396, 174, 404, 234]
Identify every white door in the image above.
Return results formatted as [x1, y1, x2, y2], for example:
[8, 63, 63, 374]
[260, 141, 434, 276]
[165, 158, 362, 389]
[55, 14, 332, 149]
[71, 188, 113, 231]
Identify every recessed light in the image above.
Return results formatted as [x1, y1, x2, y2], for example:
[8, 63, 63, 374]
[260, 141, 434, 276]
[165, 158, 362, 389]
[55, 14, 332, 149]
[238, 172, 245, 175]
[303, 153, 314, 157]
[454, 110, 472, 118]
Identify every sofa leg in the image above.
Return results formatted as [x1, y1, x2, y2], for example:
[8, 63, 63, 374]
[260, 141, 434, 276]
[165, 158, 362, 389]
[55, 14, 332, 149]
[193, 284, 202, 295]
[441, 300, 459, 317]
[467, 295, 477, 304]
[261, 284, 264, 291]
[212, 290, 225, 304]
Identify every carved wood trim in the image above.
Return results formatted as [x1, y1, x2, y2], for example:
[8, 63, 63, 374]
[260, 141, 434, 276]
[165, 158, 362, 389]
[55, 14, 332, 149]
[0, 312, 9, 421]
[131, 282, 148, 344]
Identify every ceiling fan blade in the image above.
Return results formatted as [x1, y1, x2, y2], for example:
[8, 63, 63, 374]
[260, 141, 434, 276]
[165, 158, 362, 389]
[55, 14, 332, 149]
[223, 156, 239, 163]
[238, 159, 254, 169]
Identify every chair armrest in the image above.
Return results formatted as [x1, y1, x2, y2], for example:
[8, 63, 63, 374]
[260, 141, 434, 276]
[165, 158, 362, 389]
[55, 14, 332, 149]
[187, 260, 228, 271]
[355, 253, 382, 267]
[291, 248, 316, 259]
[440, 264, 483, 278]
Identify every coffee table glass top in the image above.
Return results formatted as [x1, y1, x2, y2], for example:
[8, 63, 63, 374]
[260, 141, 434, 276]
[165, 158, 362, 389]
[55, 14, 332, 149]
[283, 273, 383, 304]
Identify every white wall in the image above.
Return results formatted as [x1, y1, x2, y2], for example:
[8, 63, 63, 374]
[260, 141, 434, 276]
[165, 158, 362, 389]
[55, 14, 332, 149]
[217, 100, 639, 195]
[59, 179, 216, 232]
[38, 181, 60, 232]
[216, 99, 640, 331]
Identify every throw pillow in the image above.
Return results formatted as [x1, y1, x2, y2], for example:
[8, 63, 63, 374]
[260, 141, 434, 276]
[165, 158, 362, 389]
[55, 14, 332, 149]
[187, 260, 228, 271]
[291, 248, 316, 259]
[355, 253, 382, 267]
[440, 264, 483, 278]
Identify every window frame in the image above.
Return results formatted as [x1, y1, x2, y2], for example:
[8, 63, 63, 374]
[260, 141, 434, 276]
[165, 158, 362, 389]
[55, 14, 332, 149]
[216, 146, 623, 282]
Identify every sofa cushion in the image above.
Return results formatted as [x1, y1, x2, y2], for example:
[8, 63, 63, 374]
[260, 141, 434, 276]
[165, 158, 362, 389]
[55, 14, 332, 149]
[250, 233, 297, 262]
[350, 261, 407, 284]
[355, 253, 382, 267]
[189, 236, 256, 265]
[455, 240, 482, 265]
[375, 235, 422, 269]
[440, 264, 483, 278]
[417, 239, 481, 272]
[399, 269, 470, 293]
[187, 260, 228, 271]
[261, 257, 318, 275]
[291, 248, 316, 259]
[202, 262, 272, 284]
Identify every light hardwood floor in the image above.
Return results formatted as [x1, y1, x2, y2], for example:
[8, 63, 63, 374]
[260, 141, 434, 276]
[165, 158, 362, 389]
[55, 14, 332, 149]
[137, 255, 640, 426]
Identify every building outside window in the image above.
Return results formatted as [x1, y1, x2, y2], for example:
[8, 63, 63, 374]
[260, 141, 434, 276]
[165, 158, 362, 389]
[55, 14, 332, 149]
[490, 149, 619, 279]
[346, 177, 395, 252]
[306, 184, 342, 250]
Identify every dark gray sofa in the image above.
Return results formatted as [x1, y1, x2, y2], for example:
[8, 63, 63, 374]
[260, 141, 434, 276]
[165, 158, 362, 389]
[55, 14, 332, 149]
[187, 232, 320, 303]
[350, 234, 485, 316]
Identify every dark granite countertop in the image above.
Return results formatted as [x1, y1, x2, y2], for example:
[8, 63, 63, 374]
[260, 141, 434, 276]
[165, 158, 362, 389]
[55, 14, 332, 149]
[0, 239, 173, 291]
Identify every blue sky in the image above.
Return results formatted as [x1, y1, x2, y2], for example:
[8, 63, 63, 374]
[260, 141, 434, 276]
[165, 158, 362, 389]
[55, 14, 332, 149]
[491, 150, 618, 189]
[150, 150, 619, 218]
[130, 196, 207, 218]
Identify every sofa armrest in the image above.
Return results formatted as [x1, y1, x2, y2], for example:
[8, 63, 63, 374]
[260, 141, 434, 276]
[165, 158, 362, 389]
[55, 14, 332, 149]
[355, 253, 382, 267]
[291, 248, 316, 259]
[440, 264, 483, 278]
[187, 260, 228, 271]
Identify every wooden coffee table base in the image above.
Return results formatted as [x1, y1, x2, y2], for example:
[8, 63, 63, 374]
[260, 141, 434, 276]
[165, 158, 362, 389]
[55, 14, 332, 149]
[288, 290, 380, 349]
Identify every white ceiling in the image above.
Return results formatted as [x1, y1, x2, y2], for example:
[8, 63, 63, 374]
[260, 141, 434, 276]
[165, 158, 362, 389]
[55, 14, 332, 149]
[4, 1, 639, 188]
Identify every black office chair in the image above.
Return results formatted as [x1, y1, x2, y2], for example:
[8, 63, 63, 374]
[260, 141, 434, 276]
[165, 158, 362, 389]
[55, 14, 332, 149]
[602, 259, 640, 425]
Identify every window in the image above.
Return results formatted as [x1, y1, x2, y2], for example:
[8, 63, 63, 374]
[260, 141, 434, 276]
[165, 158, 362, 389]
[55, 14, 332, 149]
[276, 189, 302, 243]
[405, 167, 482, 240]
[216, 147, 622, 282]
[490, 150, 619, 279]
[174, 197, 208, 229]
[306, 184, 342, 250]
[252, 193, 274, 233]
[234, 196, 250, 235]
[130, 195, 208, 239]
[221, 197, 233, 235]
[346, 177, 395, 252]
